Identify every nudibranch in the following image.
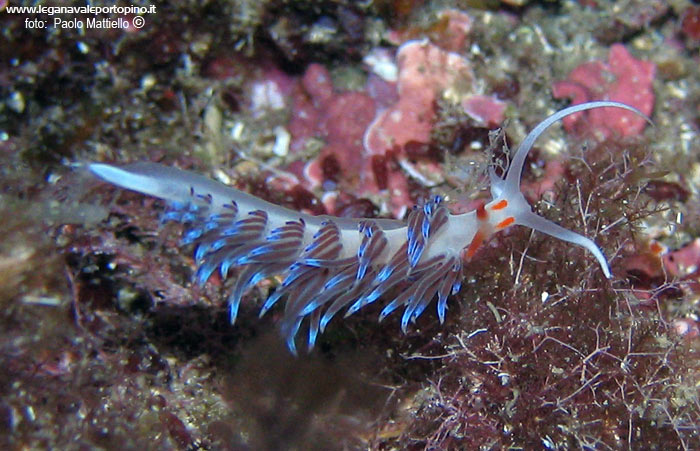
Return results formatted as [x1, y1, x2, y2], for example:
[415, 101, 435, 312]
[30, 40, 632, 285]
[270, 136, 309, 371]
[89, 101, 647, 353]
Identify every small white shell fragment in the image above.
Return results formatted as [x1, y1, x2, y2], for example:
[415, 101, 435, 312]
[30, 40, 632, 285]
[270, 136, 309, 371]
[363, 48, 398, 82]
[272, 126, 291, 157]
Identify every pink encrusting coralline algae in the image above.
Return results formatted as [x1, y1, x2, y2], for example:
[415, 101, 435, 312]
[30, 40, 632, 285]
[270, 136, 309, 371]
[288, 63, 378, 190]
[284, 63, 418, 217]
[363, 38, 508, 155]
[362, 39, 475, 158]
[285, 9, 509, 217]
[552, 43, 655, 138]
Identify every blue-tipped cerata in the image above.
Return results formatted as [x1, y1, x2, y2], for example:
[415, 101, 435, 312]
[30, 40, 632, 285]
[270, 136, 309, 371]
[88, 101, 649, 353]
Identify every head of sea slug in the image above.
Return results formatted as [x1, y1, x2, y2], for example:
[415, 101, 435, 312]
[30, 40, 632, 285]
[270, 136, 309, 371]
[464, 101, 651, 279]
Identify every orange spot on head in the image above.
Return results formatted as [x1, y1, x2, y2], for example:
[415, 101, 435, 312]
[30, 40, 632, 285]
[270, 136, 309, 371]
[491, 199, 508, 210]
[495, 217, 515, 230]
[476, 202, 488, 220]
[649, 241, 663, 255]
[466, 230, 485, 259]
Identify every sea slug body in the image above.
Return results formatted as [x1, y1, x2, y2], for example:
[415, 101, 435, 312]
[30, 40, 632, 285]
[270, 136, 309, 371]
[89, 101, 648, 353]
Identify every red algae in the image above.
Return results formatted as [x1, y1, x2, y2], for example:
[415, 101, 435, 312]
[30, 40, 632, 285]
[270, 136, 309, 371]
[663, 239, 700, 279]
[364, 39, 475, 157]
[285, 9, 510, 216]
[552, 44, 655, 138]
[288, 64, 378, 193]
[462, 95, 508, 128]
[301, 63, 334, 105]
[681, 6, 700, 41]
[286, 60, 421, 216]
